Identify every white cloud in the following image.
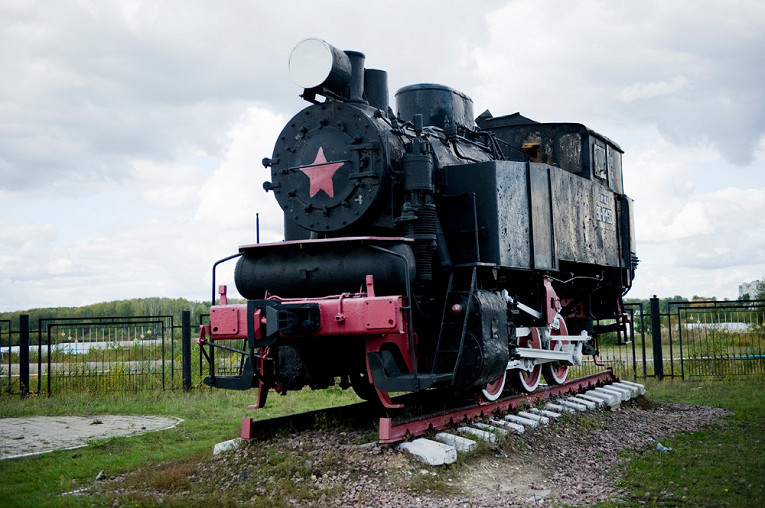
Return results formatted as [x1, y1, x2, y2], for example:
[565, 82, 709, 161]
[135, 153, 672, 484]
[618, 76, 689, 103]
[195, 106, 286, 240]
[468, 0, 765, 166]
[670, 202, 715, 237]
[131, 160, 205, 209]
[48, 258, 74, 276]
[2, 1, 765, 309]
[0, 104, 288, 310]
[141, 185, 198, 209]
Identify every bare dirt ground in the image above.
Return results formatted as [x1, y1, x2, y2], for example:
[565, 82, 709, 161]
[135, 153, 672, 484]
[87, 398, 727, 507]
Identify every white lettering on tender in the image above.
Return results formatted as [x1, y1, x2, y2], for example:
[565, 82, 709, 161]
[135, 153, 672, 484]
[596, 192, 614, 225]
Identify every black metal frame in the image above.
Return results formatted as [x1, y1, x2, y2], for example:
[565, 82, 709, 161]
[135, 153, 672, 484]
[40, 317, 171, 395]
[623, 302, 645, 378]
[0, 319, 12, 393]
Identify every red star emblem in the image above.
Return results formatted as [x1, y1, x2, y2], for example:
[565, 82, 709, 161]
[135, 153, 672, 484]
[298, 147, 345, 198]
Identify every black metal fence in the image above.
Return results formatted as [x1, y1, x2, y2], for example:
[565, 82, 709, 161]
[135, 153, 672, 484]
[570, 298, 765, 381]
[1, 312, 196, 396]
[662, 300, 764, 379]
[3, 300, 763, 397]
[1, 319, 12, 394]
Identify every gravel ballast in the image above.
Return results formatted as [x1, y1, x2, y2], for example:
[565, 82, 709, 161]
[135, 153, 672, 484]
[91, 399, 728, 506]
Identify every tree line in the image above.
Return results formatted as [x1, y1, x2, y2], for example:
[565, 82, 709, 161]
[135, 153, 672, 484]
[624, 284, 764, 314]
[0, 297, 211, 331]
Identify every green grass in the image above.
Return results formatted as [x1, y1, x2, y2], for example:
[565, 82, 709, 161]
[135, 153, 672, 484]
[0, 385, 362, 508]
[2, 377, 763, 507]
[602, 377, 765, 507]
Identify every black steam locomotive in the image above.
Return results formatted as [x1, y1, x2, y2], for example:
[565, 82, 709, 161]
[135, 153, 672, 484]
[199, 38, 637, 409]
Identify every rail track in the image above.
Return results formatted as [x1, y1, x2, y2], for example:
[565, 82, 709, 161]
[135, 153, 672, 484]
[240, 369, 627, 444]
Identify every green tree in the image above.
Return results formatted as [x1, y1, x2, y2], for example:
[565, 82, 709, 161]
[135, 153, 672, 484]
[0, 298, 211, 337]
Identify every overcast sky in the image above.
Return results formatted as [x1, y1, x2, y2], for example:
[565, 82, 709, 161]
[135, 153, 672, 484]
[2, 0, 764, 311]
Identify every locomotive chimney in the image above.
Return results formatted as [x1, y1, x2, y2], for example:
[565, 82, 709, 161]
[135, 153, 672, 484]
[344, 50, 367, 104]
[289, 38, 352, 101]
[364, 68, 389, 111]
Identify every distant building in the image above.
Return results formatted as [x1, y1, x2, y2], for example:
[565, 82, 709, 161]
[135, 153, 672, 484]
[739, 276, 764, 299]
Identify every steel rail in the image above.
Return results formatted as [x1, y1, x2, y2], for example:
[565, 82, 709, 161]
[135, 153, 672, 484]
[378, 369, 617, 443]
[238, 370, 617, 443]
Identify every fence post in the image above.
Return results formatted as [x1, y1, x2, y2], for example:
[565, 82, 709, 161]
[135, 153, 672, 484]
[182, 311, 191, 392]
[650, 296, 664, 380]
[19, 315, 29, 398]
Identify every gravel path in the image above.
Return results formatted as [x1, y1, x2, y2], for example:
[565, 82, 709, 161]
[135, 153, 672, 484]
[90, 398, 728, 506]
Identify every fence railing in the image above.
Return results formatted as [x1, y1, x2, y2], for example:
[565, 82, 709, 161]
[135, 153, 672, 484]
[3, 299, 763, 397]
[564, 298, 764, 382]
[0, 319, 13, 394]
[1, 312, 196, 396]
[665, 300, 764, 379]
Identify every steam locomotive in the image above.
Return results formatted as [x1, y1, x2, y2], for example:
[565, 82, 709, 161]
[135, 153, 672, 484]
[198, 38, 637, 409]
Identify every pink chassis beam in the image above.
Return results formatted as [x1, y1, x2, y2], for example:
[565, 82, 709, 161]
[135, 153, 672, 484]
[377, 369, 617, 443]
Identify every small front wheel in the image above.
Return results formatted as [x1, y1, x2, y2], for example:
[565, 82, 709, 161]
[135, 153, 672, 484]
[481, 370, 507, 401]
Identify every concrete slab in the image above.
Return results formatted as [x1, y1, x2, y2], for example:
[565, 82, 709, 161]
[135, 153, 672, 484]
[579, 392, 611, 406]
[574, 394, 606, 408]
[545, 402, 574, 413]
[592, 387, 625, 403]
[619, 380, 647, 395]
[457, 426, 497, 443]
[0, 415, 182, 460]
[558, 400, 588, 411]
[434, 432, 477, 453]
[398, 438, 458, 466]
[518, 411, 550, 425]
[587, 388, 619, 405]
[613, 382, 641, 397]
[529, 408, 561, 419]
[504, 414, 540, 429]
[213, 438, 242, 455]
[559, 399, 587, 411]
[567, 397, 597, 410]
[489, 418, 525, 434]
[602, 385, 632, 400]
[473, 422, 509, 436]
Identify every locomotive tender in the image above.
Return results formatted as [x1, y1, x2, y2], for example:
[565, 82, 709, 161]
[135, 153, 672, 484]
[199, 38, 637, 409]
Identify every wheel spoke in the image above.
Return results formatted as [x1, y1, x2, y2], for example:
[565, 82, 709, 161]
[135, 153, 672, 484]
[512, 328, 542, 392]
[543, 315, 570, 385]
